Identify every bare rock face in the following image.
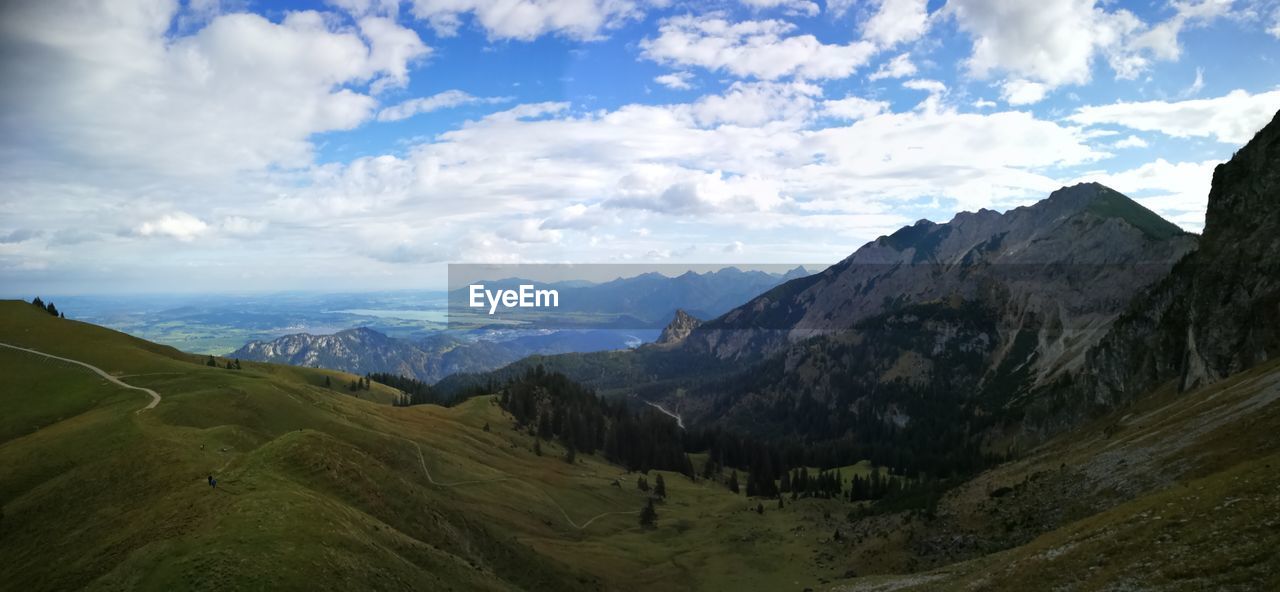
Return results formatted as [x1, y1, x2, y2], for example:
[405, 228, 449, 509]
[1085, 108, 1280, 402]
[682, 182, 1198, 392]
[656, 309, 702, 345]
[233, 327, 436, 379]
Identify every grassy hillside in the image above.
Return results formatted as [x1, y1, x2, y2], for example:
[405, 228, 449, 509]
[1087, 186, 1190, 240]
[827, 358, 1280, 590]
[0, 301, 854, 591]
[5, 298, 1277, 591]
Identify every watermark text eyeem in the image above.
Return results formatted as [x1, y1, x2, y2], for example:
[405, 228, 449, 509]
[468, 284, 559, 315]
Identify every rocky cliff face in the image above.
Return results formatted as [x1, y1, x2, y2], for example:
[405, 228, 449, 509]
[656, 309, 702, 345]
[1085, 109, 1280, 403]
[684, 183, 1198, 392]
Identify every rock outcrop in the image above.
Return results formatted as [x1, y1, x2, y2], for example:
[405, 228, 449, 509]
[1085, 108, 1280, 402]
[656, 309, 702, 345]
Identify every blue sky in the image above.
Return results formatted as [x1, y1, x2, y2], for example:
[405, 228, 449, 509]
[1, 0, 1279, 294]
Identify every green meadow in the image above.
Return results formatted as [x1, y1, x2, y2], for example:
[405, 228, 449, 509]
[0, 300, 853, 591]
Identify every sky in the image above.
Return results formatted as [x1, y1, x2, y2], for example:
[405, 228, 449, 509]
[1, 0, 1279, 294]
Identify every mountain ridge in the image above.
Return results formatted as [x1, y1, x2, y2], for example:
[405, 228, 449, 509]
[683, 182, 1197, 381]
[1083, 108, 1280, 404]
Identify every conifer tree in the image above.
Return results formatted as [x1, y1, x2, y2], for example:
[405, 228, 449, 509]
[654, 474, 666, 499]
[639, 498, 657, 528]
[206, 355, 217, 367]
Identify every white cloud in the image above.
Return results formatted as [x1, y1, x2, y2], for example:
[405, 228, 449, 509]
[1127, 0, 1235, 65]
[739, 0, 821, 17]
[973, 98, 997, 108]
[219, 216, 268, 237]
[0, 2, 429, 176]
[943, 0, 1232, 91]
[136, 213, 210, 242]
[360, 16, 432, 93]
[822, 97, 889, 120]
[378, 90, 510, 121]
[294, 85, 1102, 233]
[504, 219, 563, 244]
[724, 240, 745, 253]
[1069, 89, 1280, 144]
[1182, 67, 1205, 97]
[1112, 135, 1149, 149]
[326, 0, 401, 17]
[654, 71, 695, 90]
[640, 15, 876, 80]
[540, 203, 617, 230]
[945, 0, 1134, 87]
[406, 0, 645, 40]
[903, 79, 947, 94]
[862, 0, 931, 48]
[688, 81, 822, 126]
[0, 229, 41, 244]
[868, 53, 917, 81]
[1000, 79, 1049, 105]
[608, 171, 789, 215]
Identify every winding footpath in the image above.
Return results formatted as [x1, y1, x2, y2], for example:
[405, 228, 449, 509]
[644, 400, 685, 429]
[2, 338, 632, 529]
[409, 440, 639, 530]
[0, 341, 161, 412]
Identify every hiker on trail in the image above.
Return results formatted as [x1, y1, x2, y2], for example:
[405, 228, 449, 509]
[207, 475, 212, 487]
[212, 478, 217, 489]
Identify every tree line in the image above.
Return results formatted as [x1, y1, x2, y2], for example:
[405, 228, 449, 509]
[31, 297, 64, 318]
[205, 355, 242, 370]
[495, 366, 947, 514]
[499, 365, 694, 477]
[372, 372, 459, 406]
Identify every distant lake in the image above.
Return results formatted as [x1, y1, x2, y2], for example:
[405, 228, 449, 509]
[329, 309, 449, 323]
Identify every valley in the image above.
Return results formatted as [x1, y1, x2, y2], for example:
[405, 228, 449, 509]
[5, 292, 1278, 590]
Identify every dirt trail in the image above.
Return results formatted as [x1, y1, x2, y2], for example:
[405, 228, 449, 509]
[0, 341, 161, 412]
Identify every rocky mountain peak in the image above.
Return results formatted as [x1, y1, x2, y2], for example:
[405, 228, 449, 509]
[656, 309, 703, 345]
[780, 266, 810, 280]
[683, 182, 1198, 386]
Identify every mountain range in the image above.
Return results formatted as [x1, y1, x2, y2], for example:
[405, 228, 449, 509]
[438, 121, 1280, 475]
[232, 328, 646, 384]
[235, 266, 809, 382]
